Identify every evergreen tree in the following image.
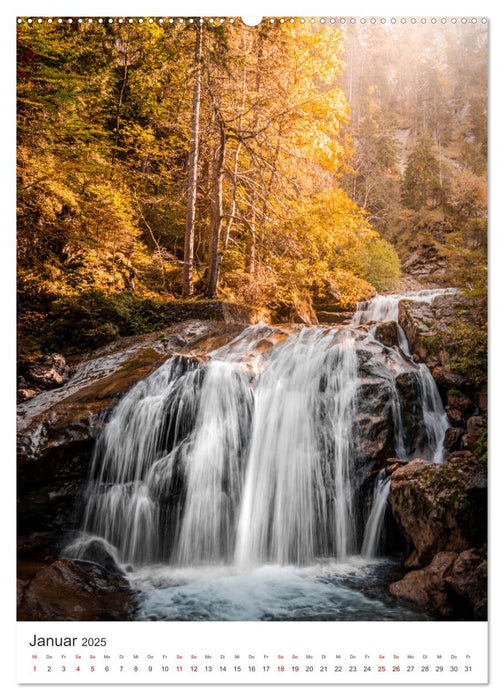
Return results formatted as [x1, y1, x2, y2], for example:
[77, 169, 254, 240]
[401, 134, 442, 209]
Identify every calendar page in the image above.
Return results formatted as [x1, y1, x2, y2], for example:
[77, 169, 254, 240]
[15, 3, 489, 688]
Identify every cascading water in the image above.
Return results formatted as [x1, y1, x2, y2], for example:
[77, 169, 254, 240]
[235, 329, 358, 567]
[361, 470, 392, 559]
[353, 287, 458, 324]
[356, 288, 453, 558]
[69, 289, 453, 620]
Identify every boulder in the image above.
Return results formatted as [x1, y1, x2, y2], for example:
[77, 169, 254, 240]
[389, 549, 487, 620]
[389, 452, 487, 566]
[17, 387, 37, 403]
[432, 366, 469, 392]
[397, 292, 486, 409]
[389, 551, 458, 617]
[25, 353, 72, 389]
[443, 427, 465, 453]
[445, 549, 487, 620]
[18, 558, 137, 621]
[18, 354, 73, 403]
[446, 389, 475, 414]
[461, 415, 486, 452]
[373, 321, 399, 347]
[64, 537, 124, 575]
[446, 407, 465, 427]
[317, 311, 353, 325]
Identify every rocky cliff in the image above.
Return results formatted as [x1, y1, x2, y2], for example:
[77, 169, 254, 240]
[386, 291, 487, 619]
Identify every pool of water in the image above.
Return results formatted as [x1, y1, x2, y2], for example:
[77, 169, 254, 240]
[127, 557, 433, 622]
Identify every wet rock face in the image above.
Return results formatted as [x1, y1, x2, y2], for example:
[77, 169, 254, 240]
[317, 310, 354, 325]
[397, 292, 486, 460]
[397, 300, 437, 365]
[398, 293, 484, 398]
[18, 558, 137, 621]
[373, 321, 398, 347]
[354, 337, 412, 472]
[16, 322, 229, 562]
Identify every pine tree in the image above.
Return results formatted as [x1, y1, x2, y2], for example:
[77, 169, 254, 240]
[401, 134, 442, 209]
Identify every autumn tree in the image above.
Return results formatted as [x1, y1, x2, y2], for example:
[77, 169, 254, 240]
[184, 22, 203, 296]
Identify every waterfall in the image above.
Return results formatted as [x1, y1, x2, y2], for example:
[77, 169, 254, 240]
[358, 292, 451, 557]
[175, 360, 253, 565]
[414, 364, 450, 463]
[361, 470, 391, 559]
[73, 290, 452, 577]
[353, 287, 457, 324]
[235, 329, 358, 567]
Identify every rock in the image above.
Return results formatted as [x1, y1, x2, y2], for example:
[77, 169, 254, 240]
[390, 548, 487, 620]
[432, 367, 469, 392]
[354, 335, 422, 472]
[443, 427, 465, 452]
[17, 388, 37, 403]
[317, 311, 353, 325]
[18, 354, 73, 403]
[477, 393, 487, 412]
[404, 550, 421, 568]
[395, 371, 439, 456]
[397, 292, 485, 407]
[64, 537, 124, 575]
[397, 300, 436, 364]
[446, 407, 465, 427]
[445, 549, 487, 620]
[140, 300, 270, 326]
[16, 321, 292, 569]
[373, 321, 399, 347]
[385, 458, 408, 476]
[461, 415, 486, 452]
[283, 293, 318, 324]
[18, 558, 137, 621]
[389, 551, 458, 617]
[25, 353, 72, 389]
[402, 242, 449, 278]
[446, 389, 475, 416]
[389, 452, 487, 566]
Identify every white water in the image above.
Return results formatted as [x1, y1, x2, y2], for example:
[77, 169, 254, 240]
[355, 296, 450, 557]
[128, 559, 431, 621]
[235, 329, 358, 566]
[71, 290, 454, 619]
[176, 360, 253, 564]
[361, 471, 392, 559]
[353, 287, 457, 324]
[415, 364, 450, 463]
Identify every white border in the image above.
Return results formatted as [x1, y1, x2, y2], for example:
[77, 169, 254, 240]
[2, 2, 502, 698]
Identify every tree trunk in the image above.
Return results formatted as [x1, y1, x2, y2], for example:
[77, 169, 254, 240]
[223, 34, 249, 252]
[206, 123, 226, 297]
[244, 33, 264, 275]
[244, 209, 256, 274]
[111, 43, 129, 175]
[183, 23, 203, 297]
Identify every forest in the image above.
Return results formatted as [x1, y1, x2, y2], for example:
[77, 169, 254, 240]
[17, 19, 487, 366]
